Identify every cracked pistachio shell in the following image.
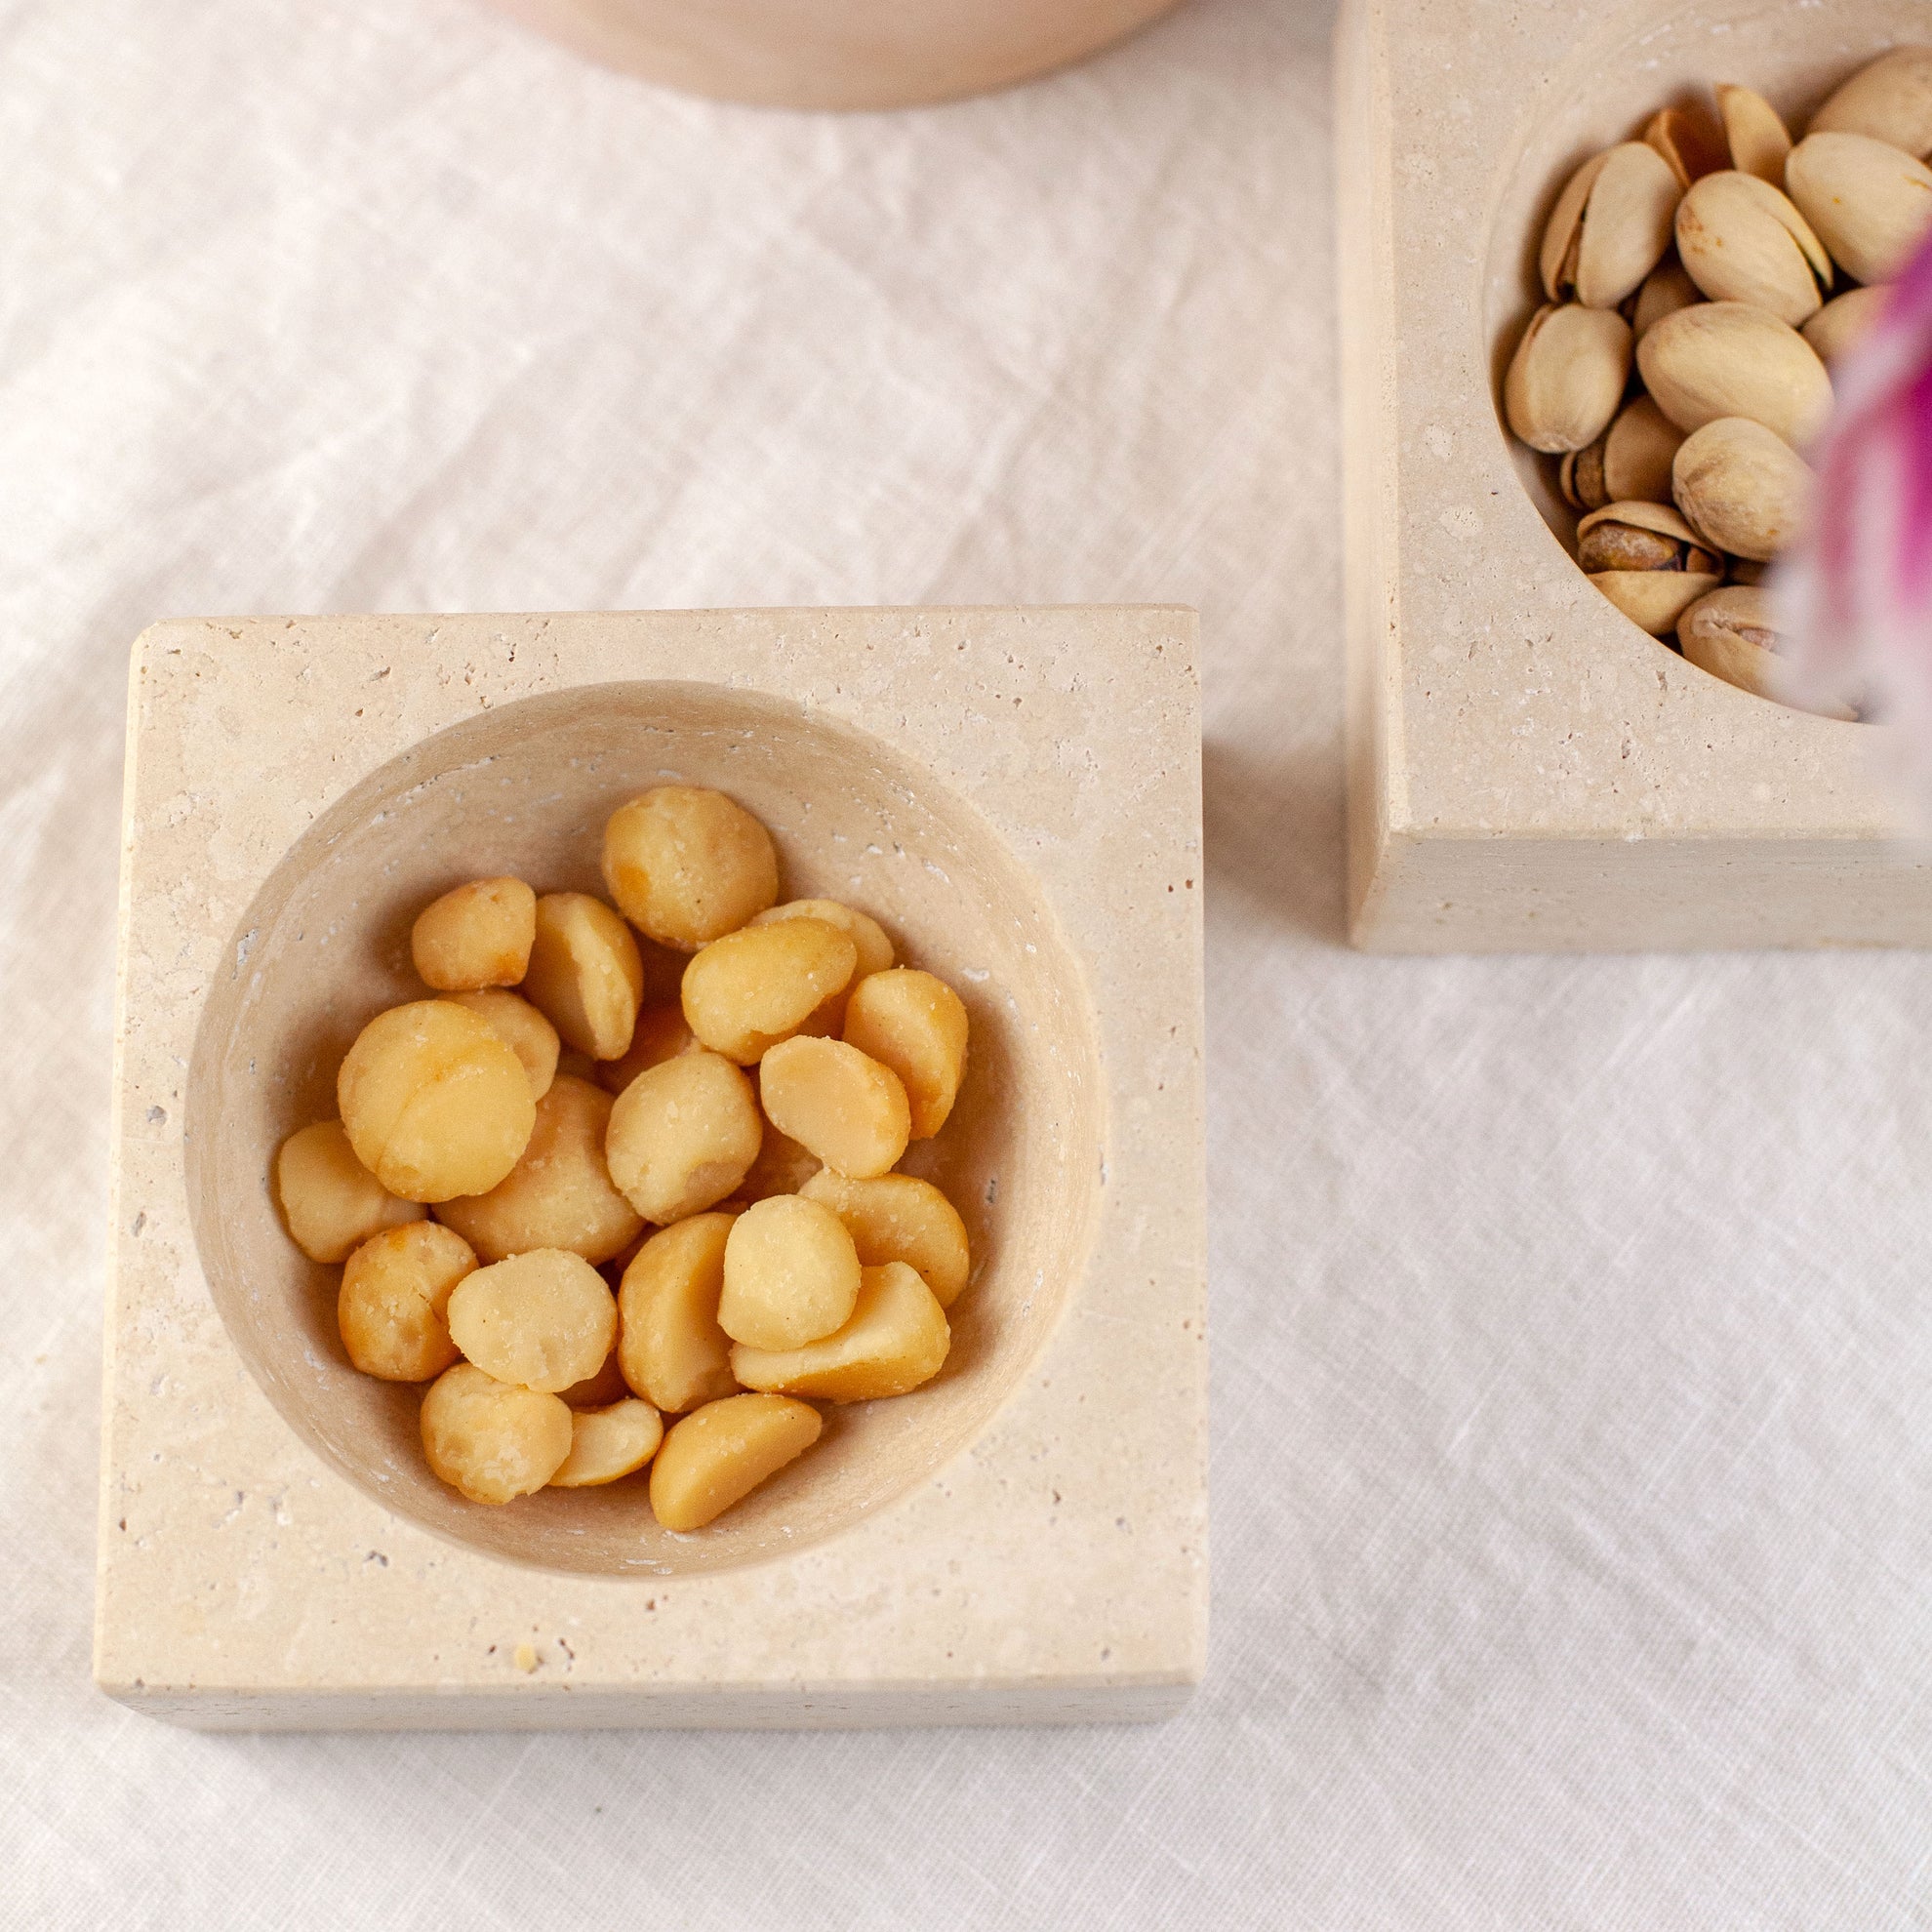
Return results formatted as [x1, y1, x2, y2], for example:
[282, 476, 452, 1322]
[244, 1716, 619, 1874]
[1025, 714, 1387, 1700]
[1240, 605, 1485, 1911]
[1675, 171, 1832, 324]
[1677, 586, 1858, 718]
[1540, 142, 1682, 307]
[1505, 303, 1631, 454]
[1559, 436, 1609, 512]
[1602, 395, 1685, 503]
[1644, 103, 1729, 190]
[1637, 301, 1832, 446]
[1577, 501, 1721, 634]
[1589, 568, 1723, 636]
[1810, 46, 1932, 160]
[1632, 257, 1702, 339]
[1576, 498, 1706, 552]
[1670, 416, 1811, 562]
[1716, 85, 1792, 183]
[1786, 132, 1932, 285]
[1802, 285, 1890, 366]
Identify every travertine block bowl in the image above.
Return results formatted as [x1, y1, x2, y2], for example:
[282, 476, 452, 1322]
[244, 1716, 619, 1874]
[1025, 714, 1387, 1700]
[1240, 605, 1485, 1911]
[189, 682, 1100, 1577]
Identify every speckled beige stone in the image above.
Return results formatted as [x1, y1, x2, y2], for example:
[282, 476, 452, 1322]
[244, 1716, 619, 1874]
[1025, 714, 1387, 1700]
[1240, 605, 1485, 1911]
[96, 606, 1205, 1730]
[1338, 0, 1932, 952]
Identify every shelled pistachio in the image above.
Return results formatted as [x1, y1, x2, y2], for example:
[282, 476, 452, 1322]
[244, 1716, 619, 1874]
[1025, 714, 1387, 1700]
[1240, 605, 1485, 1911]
[1576, 501, 1724, 635]
[1540, 142, 1682, 308]
[1785, 132, 1932, 285]
[1505, 303, 1632, 452]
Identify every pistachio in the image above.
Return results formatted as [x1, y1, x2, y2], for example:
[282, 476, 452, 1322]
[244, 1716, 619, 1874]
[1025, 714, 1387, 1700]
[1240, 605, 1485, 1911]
[1644, 103, 1729, 189]
[1810, 46, 1932, 160]
[1540, 142, 1682, 307]
[1559, 437, 1609, 511]
[1636, 301, 1832, 447]
[1716, 84, 1792, 183]
[1802, 284, 1890, 366]
[1631, 256, 1702, 339]
[1677, 585, 1858, 718]
[1785, 132, 1932, 285]
[1670, 416, 1811, 561]
[1578, 501, 1723, 633]
[1602, 395, 1685, 503]
[1674, 171, 1831, 324]
[1504, 302, 1632, 453]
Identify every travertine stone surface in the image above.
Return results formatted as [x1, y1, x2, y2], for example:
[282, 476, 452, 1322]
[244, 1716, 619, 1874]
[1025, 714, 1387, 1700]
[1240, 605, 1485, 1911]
[1338, 0, 1932, 952]
[98, 605, 1205, 1729]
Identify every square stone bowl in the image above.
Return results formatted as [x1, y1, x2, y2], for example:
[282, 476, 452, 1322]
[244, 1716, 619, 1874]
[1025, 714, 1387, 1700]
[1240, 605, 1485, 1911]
[1338, 0, 1932, 952]
[97, 606, 1205, 1729]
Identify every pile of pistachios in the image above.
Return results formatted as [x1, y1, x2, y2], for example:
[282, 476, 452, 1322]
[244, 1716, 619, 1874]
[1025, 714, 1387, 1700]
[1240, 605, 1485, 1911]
[1503, 47, 1932, 718]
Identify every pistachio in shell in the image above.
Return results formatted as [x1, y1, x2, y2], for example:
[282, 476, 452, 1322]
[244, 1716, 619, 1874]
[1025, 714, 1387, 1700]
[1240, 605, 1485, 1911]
[1505, 302, 1632, 453]
[1578, 500, 1723, 634]
[1559, 437, 1610, 512]
[1810, 46, 1932, 160]
[1715, 84, 1792, 183]
[1674, 171, 1832, 325]
[1802, 284, 1890, 367]
[1631, 256, 1702, 339]
[1677, 585, 1858, 719]
[1602, 394, 1685, 503]
[1785, 132, 1932, 285]
[1670, 416, 1811, 561]
[1636, 301, 1833, 447]
[1644, 102, 1729, 189]
[1540, 141, 1682, 308]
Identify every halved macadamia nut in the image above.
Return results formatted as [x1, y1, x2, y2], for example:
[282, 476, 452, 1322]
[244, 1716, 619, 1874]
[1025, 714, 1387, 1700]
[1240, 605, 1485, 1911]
[338, 1221, 477, 1382]
[718, 1194, 862, 1350]
[618, 1212, 741, 1413]
[338, 999, 537, 1203]
[604, 1049, 763, 1224]
[749, 899, 893, 1031]
[522, 892, 645, 1062]
[445, 1247, 617, 1393]
[434, 1075, 643, 1266]
[680, 917, 858, 1065]
[842, 969, 969, 1140]
[602, 785, 780, 950]
[410, 877, 537, 990]
[798, 1170, 971, 1308]
[445, 989, 560, 1102]
[757, 1035, 910, 1179]
[730, 1261, 950, 1403]
[421, 1362, 573, 1505]
[648, 1392, 823, 1531]
[275, 1118, 424, 1263]
[549, 1398, 664, 1487]
[595, 1001, 696, 1095]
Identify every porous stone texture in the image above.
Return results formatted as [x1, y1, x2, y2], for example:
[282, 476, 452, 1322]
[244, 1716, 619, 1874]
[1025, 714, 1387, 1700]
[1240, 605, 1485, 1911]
[97, 605, 1205, 1729]
[1338, 0, 1932, 952]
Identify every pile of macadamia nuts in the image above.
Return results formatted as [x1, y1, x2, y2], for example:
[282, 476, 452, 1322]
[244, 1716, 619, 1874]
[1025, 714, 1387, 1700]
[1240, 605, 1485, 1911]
[1503, 46, 1932, 717]
[274, 785, 975, 1533]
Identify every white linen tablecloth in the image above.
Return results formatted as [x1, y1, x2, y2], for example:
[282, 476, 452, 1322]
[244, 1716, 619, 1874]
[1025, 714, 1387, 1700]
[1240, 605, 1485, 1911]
[5, 0, 1931, 1923]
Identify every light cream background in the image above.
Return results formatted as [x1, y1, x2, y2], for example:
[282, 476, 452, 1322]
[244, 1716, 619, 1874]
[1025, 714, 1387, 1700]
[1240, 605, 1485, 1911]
[6, 0, 1931, 1925]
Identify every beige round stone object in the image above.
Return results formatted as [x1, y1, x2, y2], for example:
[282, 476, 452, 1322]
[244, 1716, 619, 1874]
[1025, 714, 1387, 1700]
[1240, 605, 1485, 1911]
[410, 877, 537, 991]
[799, 1170, 972, 1308]
[1803, 285, 1891, 367]
[758, 1034, 911, 1178]
[445, 1247, 618, 1393]
[1811, 46, 1932, 159]
[1786, 132, 1932, 287]
[549, 1398, 664, 1487]
[433, 1074, 643, 1266]
[275, 1118, 424, 1263]
[605, 1047, 763, 1223]
[719, 1193, 863, 1350]
[647, 1392, 823, 1533]
[1636, 301, 1832, 447]
[618, 1211, 741, 1414]
[444, 989, 559, 1102]
[680, 917, 858, 1065]
[594, 1002, 694, 1096]
[420, 1362, 573, 1505]
[841, 968, 970, 1140]
[602, 785, 779, 951]
[730, 1261, 951, 1404]
[338, 1221, 477, 1382]
[1503, 302, 1632, 453]
[1602, 395, 1686, 504]
[1671, 417, 1812, 562]
[337, 1000, 538, 1204]
[1674, 170, 1831, 325]
[1539, 141, 1681, 308]
[1715, 83, 1791, 183]
[522, 892, 645, 1062]
[1678, 586, 1858, 721]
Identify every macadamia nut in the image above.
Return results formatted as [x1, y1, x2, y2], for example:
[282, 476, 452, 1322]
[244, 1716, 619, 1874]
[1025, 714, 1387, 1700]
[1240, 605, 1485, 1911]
[446, 989, 559, 1102]
[681, 917, 858, 1065]
[594, 1002, 695, 1096]
[842, 969, 969, 1139]
[558, 1347, 631, 1409]
[421, 1362, 573, 1504]
[602, 786, 779, 950]
[798, 1170, 971, 1308]
[445, 1247, 617, 1392]
[338, 1221, 477, 1381]
[434, 1074, 643, 1266]
[410, 877, 537, 990]
[604, 1049, 762, 1223]
[730, 1261, 950, 1403]
[757, 1035, 910, 1179]
[338, 1000, 537, 1203]
[522, 892, 644, 1061]
[549, 1398, 664, 1487]
[750, 900, 893, 1030]
[275, 1119, 424, 1263]
[718, 1194, 862, 1349]
[648, 1392, 822, 1531]
[618, 1212, 741, 1413]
